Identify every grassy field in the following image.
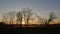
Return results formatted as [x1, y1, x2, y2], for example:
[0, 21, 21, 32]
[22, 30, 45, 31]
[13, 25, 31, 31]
[0, 22, 60, 34]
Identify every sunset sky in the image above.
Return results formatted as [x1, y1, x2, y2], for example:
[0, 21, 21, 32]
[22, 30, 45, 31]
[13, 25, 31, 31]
[0, 0, 60, 18]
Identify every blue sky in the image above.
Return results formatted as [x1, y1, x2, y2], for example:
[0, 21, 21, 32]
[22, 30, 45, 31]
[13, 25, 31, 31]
[0, 0, 60, 18]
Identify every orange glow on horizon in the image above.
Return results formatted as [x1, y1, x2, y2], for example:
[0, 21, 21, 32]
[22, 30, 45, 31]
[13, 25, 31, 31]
[0, 17, 60, 24]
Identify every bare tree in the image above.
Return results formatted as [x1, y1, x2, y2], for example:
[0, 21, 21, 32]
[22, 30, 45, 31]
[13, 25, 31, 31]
[2, 11, 16, 24]
[22, 9, 27, 24]
[16, 11, 23, 26]
[35, 12, 57, 27]
[7, 11, 16, 24]
[34, 13, 47, 24]
[42, 12, 57, 27]
[2, 14, 8, 23]
[47, 12, 57, 24]
[26, 9, 32, 24]
[22, 8, 32, 24]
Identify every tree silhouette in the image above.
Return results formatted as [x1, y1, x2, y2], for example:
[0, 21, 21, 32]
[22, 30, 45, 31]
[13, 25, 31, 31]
[16, 11, 23, 26]
[22, 9, 27, 24]
[34, 14, 43, 23]
[35, 12, 57, 27]
[26, 9, 32, 24]
[7, 11, 16, 24]
[22, 8, 32, 25]
[47, 12, 57, 24]
[44, 12, 57, 26]
[2, 14, 8, 23]
[2, 11, 16, 24]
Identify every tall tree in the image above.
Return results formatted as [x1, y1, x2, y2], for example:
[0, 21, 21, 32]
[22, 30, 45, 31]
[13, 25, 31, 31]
[42, 12, 57, 26]
[2, 14, 8, 23]
[35, 12, 57, 27]
[2, 11, 16, 24]
[16, 11, 23, 26]
[7, 11, 16, 24]
[47, 12, 57, 24]
[22, 8, 32, 24]
[22, 9, 27, 24]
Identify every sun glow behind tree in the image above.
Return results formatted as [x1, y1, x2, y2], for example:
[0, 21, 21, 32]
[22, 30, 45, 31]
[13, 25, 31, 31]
[0, 9, 41, 25]
[0, 9, 59, 25]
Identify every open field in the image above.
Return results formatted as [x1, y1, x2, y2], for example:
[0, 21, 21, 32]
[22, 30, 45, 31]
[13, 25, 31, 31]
[0, 22, 60, 34]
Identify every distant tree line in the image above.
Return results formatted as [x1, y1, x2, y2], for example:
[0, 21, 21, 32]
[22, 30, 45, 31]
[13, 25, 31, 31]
[1, 8, 57, 26]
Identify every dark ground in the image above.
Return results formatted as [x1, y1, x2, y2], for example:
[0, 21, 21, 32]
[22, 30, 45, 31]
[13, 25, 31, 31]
[0, 22, 60, 34]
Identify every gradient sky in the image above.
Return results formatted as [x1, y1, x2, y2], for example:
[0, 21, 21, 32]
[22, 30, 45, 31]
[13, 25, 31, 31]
[0, 0, 60, 18]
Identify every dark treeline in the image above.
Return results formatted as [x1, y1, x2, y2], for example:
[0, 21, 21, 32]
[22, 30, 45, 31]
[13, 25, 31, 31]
[0, 8, 58, 27]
